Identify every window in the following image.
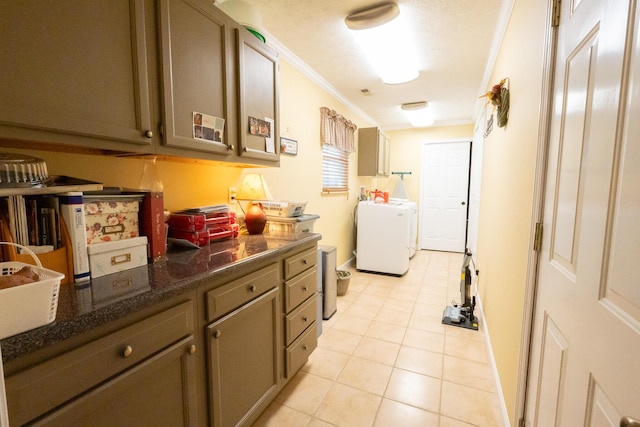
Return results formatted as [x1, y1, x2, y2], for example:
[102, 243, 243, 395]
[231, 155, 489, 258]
[322, 144, 349, 192]
[320, 107, 356, 194]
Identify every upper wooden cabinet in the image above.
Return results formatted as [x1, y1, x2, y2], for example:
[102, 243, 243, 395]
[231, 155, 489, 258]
[0, 0, 280, 166]
[0, 0, 156, 153]
[236, 29, 280, 164]
[157, 0, 236, 158]
[358, 127, 390, 177]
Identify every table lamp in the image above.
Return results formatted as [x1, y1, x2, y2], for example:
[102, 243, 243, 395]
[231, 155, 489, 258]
[236, 173, 272, 234]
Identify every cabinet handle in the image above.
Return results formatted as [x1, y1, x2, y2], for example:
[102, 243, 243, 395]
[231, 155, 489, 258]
[302, 344, 308, 351]
[302, 316, 308, 323]
[302, 259, 308, 265]
[188, 345, 197, 355]
[228, 144, 235, 150]
[144, 130, 153, 138]
[213, 330, 222, 339]
[302, 285, 308, 292]
[249, 284, 257, 293]
[121, 345, 133, 358]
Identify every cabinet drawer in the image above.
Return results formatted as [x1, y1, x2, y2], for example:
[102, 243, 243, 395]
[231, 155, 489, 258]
[285, 294, 317, 346]
[206, 262, 280, 322]
[284, 266, 317, 312]
[6, 300, 194, 426]
[284, 247, 317, 280]
[285, 324, 317, 378]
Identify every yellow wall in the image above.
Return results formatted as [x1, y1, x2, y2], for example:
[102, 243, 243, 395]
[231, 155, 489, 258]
[244, 60, 373, 264]
[0, 59, 372, 267]
[475, 0, 547, 423]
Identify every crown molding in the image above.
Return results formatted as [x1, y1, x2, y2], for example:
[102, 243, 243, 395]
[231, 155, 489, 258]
[262, 29, 377, 127]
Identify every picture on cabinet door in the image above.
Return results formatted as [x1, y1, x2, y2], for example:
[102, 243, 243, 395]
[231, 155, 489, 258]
[248, 116, 271, 138]
[193, 112, 225, 143]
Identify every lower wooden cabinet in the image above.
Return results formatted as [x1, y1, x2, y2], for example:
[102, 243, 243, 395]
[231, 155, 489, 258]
[3, 240, 320, 427]
[5, 300, 196, 426]
[207, 287, 281, 427]
[31, 336, 198, 427]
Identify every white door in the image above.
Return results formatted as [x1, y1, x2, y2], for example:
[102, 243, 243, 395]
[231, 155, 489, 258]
[526, 0, 640, 425]
[419, 140, 470, 252]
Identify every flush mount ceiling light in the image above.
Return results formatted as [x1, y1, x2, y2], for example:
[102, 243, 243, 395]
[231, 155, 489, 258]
[401, 101, 434, 127]
[345, 2, 419, 85]
[214, 0, 266, 42]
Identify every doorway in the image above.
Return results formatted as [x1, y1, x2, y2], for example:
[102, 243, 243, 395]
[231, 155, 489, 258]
[419, 140, 471, 252]
[522, 0, 640, 424]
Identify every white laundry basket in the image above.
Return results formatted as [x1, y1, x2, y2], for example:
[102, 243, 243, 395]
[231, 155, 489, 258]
[0, 242, 65, 339]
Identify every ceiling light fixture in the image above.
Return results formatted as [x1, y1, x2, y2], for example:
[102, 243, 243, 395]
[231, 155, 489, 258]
[401, 102, 434, 127]
[214, 0, 266, 42]
[345, 2, 419, 85]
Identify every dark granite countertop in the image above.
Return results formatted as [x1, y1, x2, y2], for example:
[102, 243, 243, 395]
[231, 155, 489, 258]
[1, 233, 321, 364]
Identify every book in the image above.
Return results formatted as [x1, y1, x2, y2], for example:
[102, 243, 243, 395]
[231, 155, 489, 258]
[59, 192, 90, 282]
[140, 191, 166, 262]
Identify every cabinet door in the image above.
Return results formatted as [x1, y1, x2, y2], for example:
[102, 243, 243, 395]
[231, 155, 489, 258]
[377, 131, 390, 176]
[32, 336, 199, 427]
[236, 29, 280, 164]
[207, 287, 281, 427]
[0, 0, 155, 151]
[158, 0, 236, 156]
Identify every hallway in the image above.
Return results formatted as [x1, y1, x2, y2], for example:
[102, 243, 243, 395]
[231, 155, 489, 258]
[254, 250, 504, 426]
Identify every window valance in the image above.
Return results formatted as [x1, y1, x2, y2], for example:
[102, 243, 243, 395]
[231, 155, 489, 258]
[319, 107, 357, 153]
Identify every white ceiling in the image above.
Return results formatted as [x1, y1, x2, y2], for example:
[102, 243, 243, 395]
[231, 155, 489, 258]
[245, 0, 506, 130]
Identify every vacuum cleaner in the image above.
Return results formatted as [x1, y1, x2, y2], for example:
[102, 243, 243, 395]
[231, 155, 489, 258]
[442, 250, 479, 331]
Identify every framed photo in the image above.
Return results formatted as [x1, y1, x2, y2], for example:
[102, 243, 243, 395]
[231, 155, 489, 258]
[280, 137, 298, 155]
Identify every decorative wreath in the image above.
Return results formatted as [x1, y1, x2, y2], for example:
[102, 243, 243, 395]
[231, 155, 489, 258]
[480, 77, 510, 128]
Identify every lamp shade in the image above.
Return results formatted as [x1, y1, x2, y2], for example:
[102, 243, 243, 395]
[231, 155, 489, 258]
[235, 173, 272, 201]
[236, 173, 272, 234]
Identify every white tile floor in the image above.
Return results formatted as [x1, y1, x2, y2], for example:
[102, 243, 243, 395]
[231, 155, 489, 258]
[253, 250, 504, 427]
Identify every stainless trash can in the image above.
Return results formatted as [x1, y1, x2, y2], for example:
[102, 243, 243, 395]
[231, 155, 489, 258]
[319, 245, 337, 320]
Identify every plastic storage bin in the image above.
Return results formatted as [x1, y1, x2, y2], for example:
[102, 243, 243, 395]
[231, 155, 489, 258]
[0, 243, 64, 339]
[261, 201, 307, 217]
[266, 214, 318, 240]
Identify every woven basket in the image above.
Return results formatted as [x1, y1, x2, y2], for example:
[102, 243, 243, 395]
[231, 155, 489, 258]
[0, 242, 65, 339]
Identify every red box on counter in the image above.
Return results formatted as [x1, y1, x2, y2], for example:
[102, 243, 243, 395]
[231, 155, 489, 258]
[169, 223, 238, 247]
[168, 205, 238, 247]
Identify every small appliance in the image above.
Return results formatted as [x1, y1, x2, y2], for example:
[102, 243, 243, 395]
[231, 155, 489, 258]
[442, 250, 479, 330]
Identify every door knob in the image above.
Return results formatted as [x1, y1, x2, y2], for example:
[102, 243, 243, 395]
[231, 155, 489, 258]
[621, 416, 640, 427]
